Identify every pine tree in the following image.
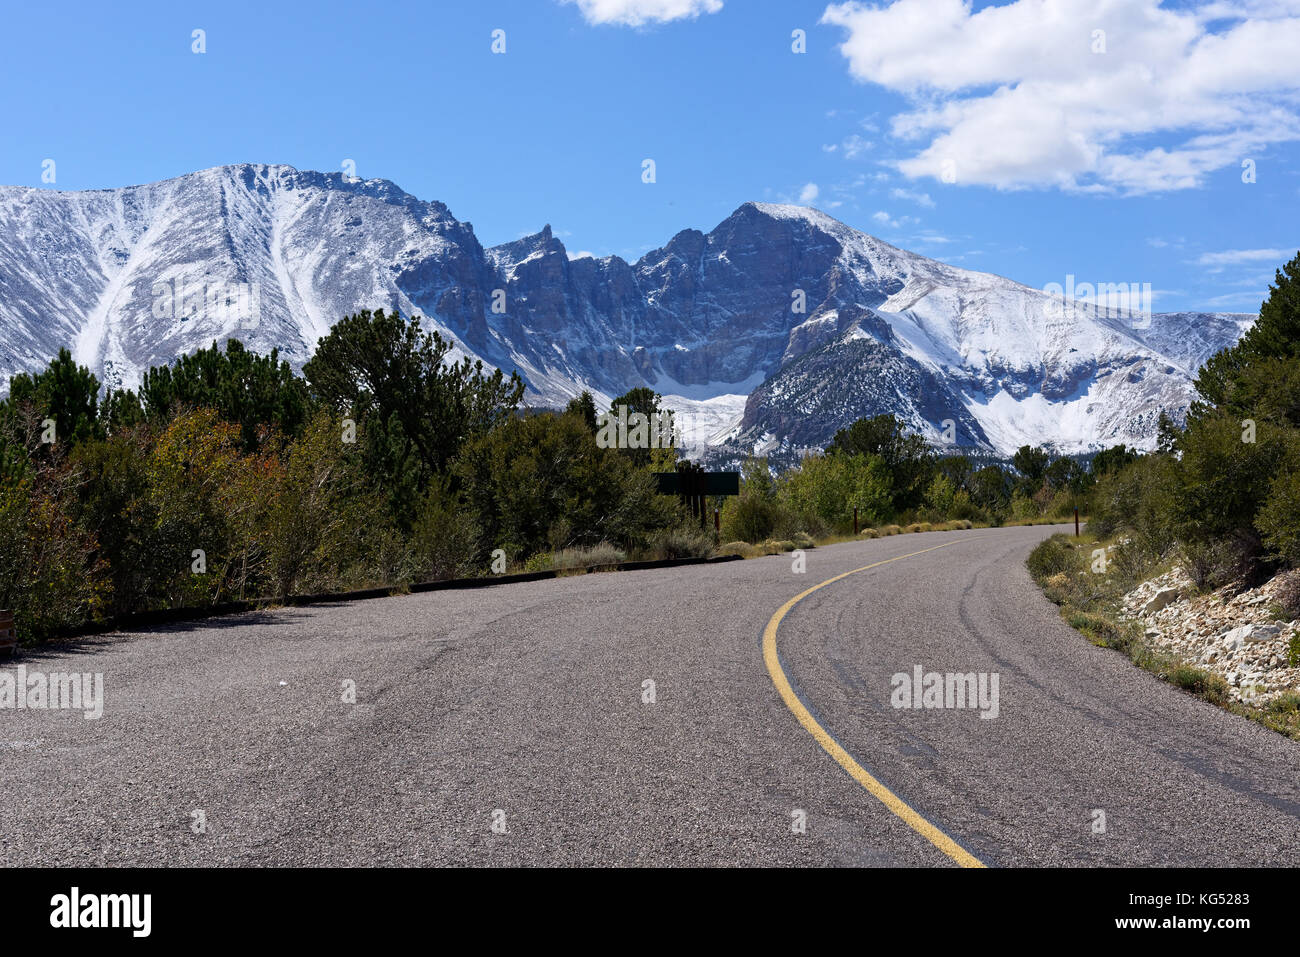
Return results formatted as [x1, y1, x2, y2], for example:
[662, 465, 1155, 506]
[140, 338, 310, 450]
[1194, 250, 1300, 410]
[3, 347, 101, 447]
[303, 309, 524, 523]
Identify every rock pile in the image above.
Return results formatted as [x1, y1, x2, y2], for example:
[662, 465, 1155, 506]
[1120, 568, 1300, 704]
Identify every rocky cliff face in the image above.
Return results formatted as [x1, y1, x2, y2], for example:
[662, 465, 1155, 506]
[0, 164, 1254, 454]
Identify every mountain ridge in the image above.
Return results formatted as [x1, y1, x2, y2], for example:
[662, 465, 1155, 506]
[0, 163, 1254, 455]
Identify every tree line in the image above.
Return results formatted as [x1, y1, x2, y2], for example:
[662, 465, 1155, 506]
[1085, 250, 1300, 588]
[725, 251, 1300, 554]
[719, 413, 1122, 544]
[12, 244, 1292, 646]
[0, 310, 696, 641]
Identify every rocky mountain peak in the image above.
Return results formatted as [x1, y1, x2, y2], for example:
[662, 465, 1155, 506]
[0, 164, 1255, 456]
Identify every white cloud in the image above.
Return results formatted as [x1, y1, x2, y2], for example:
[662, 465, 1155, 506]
[872, 210, 918, 229]
[1226, 271, 1283, 286]
[1195, 247, 1293, 269]
[820, 0, 1300, 192]
[561, 0, 722, 26]
[890, 187, 935, 207]
[799, 182, 821, 203]
[1202, 290, 1269, 307]
[841, 133, 874, 159]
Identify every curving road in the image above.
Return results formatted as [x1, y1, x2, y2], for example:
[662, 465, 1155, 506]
[2, 525, 1298, 866]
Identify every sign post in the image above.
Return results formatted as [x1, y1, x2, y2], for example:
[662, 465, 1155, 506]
[654, 462, 740, 529]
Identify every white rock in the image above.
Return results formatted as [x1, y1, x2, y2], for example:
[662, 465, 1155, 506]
[1221, 623, 1279, 646]
[1141, 587, 1183, 616]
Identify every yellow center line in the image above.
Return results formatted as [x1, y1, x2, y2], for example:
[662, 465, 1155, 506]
[761, 538, 987, 868]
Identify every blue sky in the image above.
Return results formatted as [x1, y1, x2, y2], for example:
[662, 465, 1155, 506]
[1, 0, 1295, 313]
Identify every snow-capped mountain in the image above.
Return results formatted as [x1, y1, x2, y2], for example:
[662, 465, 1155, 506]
[0, 164, 1254, 455]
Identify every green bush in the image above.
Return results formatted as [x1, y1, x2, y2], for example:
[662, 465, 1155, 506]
[1087, 453, 1179, 545]
[140, 338, 311, 451]
[522, 546, 631, 574]
[1172, 413, 1290, 550]
[719, 493, 778, 544]
[143, 409, 275, 605]
[778, 451, 892, 533]
[4, 337, 775, 643]
[1107, 539, 1160, 586]
[716, 540, 755, 558]
[0, 471, 109, 641]
[1257, 464, 1300, 566]
[454, 409, 669, 561]
[1009, 492, 1039, 521]
[645, 524, 715, 561]
[1179, 536, 1256, 590]
[1026, 535, 1080, 582]
[1273, 570, 1300, 620]
[924, 474, 956, 516]
[722, 458, 796, 540]
[828, 414, 930, 512]
[1267, 691, 1300, 713]
[304, 309, 524, 524]
[550, 543, 627, 571]
[1065, 609, 1129, 650]
[68, 428, 165, 615]
[409, 476, 480, 582]
[1167, 665, 1230, 704]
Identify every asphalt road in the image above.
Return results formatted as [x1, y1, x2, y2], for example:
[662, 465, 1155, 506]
[3, 525, 1298, 867]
